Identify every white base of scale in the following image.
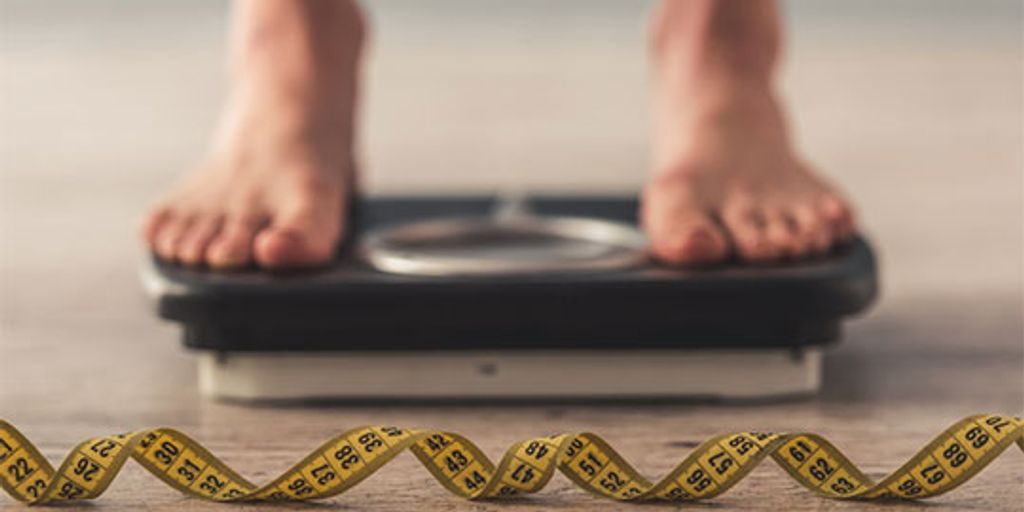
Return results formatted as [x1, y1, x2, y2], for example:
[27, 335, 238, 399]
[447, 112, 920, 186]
[197, 348, 822, 401]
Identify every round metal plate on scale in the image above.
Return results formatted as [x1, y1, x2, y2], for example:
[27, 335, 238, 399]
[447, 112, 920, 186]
[359, 213, 648, 277]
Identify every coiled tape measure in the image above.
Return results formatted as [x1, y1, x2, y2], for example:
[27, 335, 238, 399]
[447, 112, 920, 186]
[1, 414, 1021, 505]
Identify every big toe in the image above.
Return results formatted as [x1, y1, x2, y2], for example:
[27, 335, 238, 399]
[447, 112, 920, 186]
[650, 221, 729, 265]
[643, 183, 729, 265]
[253, 224, 338, 269]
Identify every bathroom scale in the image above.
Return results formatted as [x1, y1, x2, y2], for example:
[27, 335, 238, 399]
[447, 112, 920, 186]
[142, 195, 877, 401]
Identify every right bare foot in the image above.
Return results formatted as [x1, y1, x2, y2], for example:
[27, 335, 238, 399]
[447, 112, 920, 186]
[642, 0, 856, 266]
[141, 0, 364, 270]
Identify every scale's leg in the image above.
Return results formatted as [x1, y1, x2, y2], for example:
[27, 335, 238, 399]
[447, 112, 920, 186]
[198, 348, 822, 401]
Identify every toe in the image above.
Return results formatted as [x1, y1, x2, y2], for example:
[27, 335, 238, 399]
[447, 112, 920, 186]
[791, 205, 832, 254]
[650, 221, 729, 266]
[154, 216, 192, 262]
[140, 206, 172, 247]
[642, 179, 729, 265]
[764, 212, 802, 259]
[253, 227, 337, 269]
[253, 208, 341, 269]
[818, 194, 856, 241]
[176, 216, 223, 267]
[723, 206, 778, 262]
[206, 215, 262, 269]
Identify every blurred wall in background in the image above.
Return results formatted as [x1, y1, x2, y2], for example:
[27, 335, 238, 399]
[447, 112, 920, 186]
[0, 0, 1020, 314]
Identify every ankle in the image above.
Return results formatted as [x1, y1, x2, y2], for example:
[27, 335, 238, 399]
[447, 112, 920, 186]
[228, 0, 365, 124]
[657, 79, 786, 146]
[232, 81, 354, 127]
[650, 0, 779, 77]
[231, 0, 367, 70]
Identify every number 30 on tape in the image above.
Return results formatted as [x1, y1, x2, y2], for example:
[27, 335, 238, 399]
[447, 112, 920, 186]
[1, 414, 1021, 505]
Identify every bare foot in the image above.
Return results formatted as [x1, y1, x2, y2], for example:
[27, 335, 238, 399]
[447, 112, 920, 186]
[642, 0, 856, 266]
[141, 0, 364, 270]
[643, 90, 856, 265]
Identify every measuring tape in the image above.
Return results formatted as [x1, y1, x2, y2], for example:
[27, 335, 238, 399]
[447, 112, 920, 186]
[1, 414, 1021, 504]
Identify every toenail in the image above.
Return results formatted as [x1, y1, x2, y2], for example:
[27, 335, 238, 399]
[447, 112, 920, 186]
[209, 251, 244, 267]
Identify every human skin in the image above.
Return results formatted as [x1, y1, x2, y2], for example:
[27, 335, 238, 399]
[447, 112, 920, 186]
[141, 0, 854, 269]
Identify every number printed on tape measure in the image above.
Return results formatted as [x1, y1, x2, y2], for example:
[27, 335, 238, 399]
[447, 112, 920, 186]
[0, 415, 1021, 505]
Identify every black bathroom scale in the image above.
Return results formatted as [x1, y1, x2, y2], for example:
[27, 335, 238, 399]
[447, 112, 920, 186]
[142, 195, 877, 401]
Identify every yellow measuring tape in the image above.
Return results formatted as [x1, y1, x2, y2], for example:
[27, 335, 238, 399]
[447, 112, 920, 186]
[1, 414, 1021, 505]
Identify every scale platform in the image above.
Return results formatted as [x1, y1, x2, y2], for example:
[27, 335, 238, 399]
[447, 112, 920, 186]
[142, 196, 877, 401]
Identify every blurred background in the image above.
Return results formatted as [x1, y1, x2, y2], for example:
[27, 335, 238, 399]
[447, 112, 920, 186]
[0, 0, 1021, 412]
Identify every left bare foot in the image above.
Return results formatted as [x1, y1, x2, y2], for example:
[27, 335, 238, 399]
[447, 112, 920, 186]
[139, 0, 365, 270]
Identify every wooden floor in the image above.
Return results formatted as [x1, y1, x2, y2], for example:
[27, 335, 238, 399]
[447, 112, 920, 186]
[1, 1, 1022, 510]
